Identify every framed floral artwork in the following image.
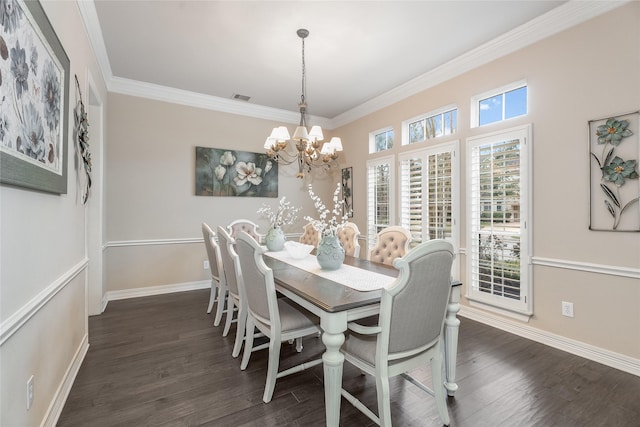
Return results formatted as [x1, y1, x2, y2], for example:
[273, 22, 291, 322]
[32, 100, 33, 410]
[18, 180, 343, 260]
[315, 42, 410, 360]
[589, 111, 639, 231]
[0, 0, 70, 194]
[195, 146, 278, 197]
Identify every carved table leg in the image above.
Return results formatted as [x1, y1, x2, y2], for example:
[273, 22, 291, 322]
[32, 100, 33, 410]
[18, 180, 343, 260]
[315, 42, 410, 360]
[321, 313, 347, 426]
[444, 284, 461, 396]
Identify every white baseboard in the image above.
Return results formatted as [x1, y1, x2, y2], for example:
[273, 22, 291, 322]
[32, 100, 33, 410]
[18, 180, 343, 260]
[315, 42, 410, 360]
[105, 280, 210, 305]
[459, 306, 640, 377]
[43, 334, 89, 427]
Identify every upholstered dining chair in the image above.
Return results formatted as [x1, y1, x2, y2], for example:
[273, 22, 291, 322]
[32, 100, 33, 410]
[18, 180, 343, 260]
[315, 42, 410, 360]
[368, 225, 412, 265]
[201, 223, 227, 327]
[227, 219, 263, 243]
[235, 231, 323, 403]
[217, 226, 248, 358]
[341, 239, 455, 426]
[299, 222, 321, 247]
[338, 221, 361, 258]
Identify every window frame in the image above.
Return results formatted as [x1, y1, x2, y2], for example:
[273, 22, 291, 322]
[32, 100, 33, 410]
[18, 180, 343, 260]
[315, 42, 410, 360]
[398, 140, 460, 279]
[402, 104, 458, 145]
[471, 80, 528, 128]
[366, 154, 396, 246]
[466, 124, 532, 320]
[369, 126, 394, 153]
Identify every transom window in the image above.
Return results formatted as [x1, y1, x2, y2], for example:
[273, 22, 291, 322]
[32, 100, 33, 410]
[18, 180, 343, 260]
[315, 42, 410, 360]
[404, 106, 458, 145]
[472, 81, 527, 127]
[370, 127, 394, 153]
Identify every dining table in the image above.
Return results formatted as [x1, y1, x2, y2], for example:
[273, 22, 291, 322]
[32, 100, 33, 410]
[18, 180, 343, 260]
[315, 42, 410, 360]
[263, 250, 462, 427]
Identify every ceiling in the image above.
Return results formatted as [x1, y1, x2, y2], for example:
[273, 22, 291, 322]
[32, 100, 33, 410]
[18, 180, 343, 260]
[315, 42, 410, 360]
[88, 1, 575, 123]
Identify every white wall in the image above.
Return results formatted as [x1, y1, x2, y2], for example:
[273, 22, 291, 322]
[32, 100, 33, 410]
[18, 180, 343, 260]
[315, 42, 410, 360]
[0, 1, 107, 425]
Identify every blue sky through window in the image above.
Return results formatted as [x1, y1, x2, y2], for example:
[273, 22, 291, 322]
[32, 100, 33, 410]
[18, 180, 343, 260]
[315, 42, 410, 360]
[479, 86, 527, 126]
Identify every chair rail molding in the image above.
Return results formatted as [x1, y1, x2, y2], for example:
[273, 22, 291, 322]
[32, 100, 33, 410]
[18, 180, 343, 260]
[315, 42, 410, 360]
[0, 257, 88, 345]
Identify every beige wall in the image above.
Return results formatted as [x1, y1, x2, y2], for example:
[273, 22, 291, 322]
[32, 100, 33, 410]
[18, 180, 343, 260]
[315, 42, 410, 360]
[0, 1, 107, 426]
[104, 93, 339, 294]
[336, 3, 640, 358]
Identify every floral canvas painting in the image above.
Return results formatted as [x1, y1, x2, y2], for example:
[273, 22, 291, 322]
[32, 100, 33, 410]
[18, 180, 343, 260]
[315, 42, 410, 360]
[589, 111, 639, 231]
[0, 1, 65, 173]
[195, 146, 278, 197]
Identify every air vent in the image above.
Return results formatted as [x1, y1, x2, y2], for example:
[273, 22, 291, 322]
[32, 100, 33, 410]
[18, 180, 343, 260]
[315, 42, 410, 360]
[232, 93, 251, 102]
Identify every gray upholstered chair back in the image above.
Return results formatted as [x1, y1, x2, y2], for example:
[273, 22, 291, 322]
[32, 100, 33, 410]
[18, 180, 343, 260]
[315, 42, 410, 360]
[217, 226, 240, 297]
[369, 225, 412, 265]
[202, 223, 222, 281]
[228, 219, 262, 242]
[299, 222, 321, 247]
[235, 231, 273, 325]
[338, 222, 361, 257]
[385, 240, 454, 356]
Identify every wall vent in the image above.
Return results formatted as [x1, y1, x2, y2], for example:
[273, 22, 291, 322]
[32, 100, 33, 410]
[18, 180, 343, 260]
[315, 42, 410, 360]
[232, 93, 251, 102]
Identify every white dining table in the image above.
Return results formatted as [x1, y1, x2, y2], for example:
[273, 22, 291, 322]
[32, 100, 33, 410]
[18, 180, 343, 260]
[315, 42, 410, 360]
[263, 251, 462, 426]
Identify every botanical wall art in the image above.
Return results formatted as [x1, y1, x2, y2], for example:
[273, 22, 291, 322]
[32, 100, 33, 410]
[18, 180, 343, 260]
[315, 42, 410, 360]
[341, 166, 353, 217]
[195, 146, 278, 197]
[0, 0, 70, 194]
[589, 111, 639, 231]
[74, 75, 91, 204]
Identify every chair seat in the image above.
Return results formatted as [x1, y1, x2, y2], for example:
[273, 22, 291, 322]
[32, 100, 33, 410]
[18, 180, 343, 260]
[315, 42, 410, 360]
[253, 298, 319, 333]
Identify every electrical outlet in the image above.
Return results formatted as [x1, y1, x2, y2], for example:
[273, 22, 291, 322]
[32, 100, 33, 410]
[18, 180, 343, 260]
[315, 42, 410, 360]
[561, 301, 574, 318]
[27, 375, 34, 410]
[203, 260, 209, 270]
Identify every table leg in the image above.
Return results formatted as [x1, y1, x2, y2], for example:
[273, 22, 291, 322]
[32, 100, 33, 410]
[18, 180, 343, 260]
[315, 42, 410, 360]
[444, 284, 461, 396]
[321, 313, 347, 427]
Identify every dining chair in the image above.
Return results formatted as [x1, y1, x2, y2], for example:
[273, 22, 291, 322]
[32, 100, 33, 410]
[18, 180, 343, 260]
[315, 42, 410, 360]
[235, 231, 323, 403]
[368, 225, 412, 265]
[299, 222, 321, 247]
[227, 219, 263, 243]
[201, 223, 227, 326]
[341, 239, 455, 426]
[217, 226, 248, 358]
[338, 221, 361, 257]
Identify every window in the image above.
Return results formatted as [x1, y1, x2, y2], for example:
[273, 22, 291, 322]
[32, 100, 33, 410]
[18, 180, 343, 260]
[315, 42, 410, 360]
[367, 155, 395, 243]
[472, 81, 527, 127]
[466, 124, 531, 318]
[370, 127, 394, 153]
[399, 142, 460, 277]
[404, 106, 458, 144]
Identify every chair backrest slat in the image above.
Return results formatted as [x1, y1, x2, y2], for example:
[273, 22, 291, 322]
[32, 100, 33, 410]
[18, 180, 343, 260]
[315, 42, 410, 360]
[235, 232, 274, 325]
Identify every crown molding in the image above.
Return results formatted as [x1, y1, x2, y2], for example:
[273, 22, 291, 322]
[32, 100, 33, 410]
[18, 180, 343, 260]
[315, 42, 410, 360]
[76, 0, 112, 84]
[330, 0, 629, 128]
[79, 0, 628, 130]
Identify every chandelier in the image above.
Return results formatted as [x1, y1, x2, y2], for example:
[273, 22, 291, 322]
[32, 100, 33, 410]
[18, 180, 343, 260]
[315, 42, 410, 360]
[264, 29, 342, 179]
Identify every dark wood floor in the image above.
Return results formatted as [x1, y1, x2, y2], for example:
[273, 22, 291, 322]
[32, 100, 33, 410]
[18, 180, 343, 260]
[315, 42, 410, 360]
[58, 289, 640, 427]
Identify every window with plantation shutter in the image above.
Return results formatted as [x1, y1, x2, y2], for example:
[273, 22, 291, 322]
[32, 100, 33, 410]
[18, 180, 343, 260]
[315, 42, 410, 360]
[466, 124, 532, 318]
[400, 141, 459, 277]
[367, 155, 395, 245]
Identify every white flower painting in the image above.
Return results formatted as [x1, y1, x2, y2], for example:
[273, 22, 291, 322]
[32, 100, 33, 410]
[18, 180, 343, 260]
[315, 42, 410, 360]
[195, 146, 278, 197]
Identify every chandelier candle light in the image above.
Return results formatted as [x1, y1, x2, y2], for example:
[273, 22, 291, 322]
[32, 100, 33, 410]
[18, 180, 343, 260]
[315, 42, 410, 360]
[264, 29, 343, 179]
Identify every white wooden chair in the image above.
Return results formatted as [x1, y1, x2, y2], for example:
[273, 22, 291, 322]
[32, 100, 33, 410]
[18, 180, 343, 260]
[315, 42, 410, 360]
[201, 223, 227, 326]
[227, 219, 263, 243]
[368, 225, 412, 265]
[338, 221, 361, 257]
[216, 226, 247, 358]
[235, 231, 323, 403]
[341, 239, 454, 426]
[299, 222, 321, 247]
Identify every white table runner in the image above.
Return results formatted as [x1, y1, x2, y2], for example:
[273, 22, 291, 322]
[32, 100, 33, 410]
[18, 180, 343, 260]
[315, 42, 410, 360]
[265, 250, 395, 291]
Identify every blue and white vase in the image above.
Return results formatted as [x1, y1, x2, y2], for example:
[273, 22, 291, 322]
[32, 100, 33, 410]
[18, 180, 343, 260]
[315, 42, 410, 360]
[265, 227, 286, 251]
[316, 235, 345, 270]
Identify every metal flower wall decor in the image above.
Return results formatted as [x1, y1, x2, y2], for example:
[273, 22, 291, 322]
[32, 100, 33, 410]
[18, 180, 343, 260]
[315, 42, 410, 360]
[74, 75, 91, 204]
[589, 112, 640, 231]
